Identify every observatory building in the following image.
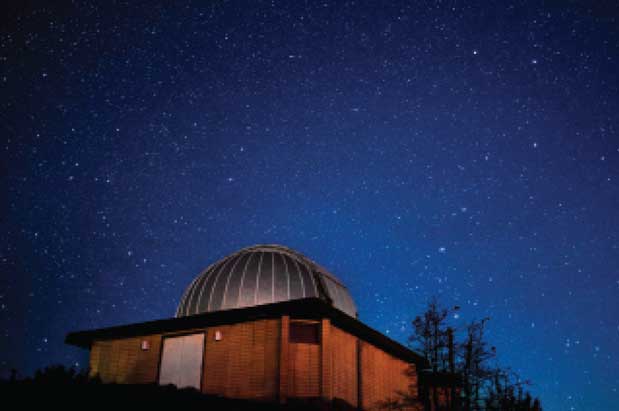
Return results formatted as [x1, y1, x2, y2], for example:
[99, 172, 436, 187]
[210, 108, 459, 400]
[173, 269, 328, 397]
[66, 245, 447, 410]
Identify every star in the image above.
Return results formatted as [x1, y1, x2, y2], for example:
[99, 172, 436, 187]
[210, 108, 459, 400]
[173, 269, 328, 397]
[2, 3, 617, 410]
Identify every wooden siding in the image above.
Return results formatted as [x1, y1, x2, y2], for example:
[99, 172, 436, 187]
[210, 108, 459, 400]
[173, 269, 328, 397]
[287, 320, 321, 398]
[324, 323, 420, 410]
[360, 340, 418, 411]
[320, 318, 332, 400]
[89, 334, 161, 384]
[279, 315, 290, 402]
[327, 324, 358, 406]
[202, 319, 280, 400]
[88, 319, 280, 401]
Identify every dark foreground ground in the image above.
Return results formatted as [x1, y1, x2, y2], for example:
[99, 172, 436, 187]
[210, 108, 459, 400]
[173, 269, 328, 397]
[0, 365, 355, 411]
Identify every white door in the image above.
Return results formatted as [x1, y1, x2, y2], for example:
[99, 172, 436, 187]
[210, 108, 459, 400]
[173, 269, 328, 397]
[158, 333, 204, 389]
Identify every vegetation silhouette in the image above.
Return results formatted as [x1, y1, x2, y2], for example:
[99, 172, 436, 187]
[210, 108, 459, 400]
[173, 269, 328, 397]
[383, 297, 543, 411]
[0, 365, 355, 411]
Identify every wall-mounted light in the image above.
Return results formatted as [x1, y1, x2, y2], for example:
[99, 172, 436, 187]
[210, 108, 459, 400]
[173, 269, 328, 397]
[214, 330, 222, 341]
[141, 340, 150, 351]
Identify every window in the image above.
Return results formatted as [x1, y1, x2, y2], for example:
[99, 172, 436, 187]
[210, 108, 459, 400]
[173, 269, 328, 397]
[289, 322, 320, 344]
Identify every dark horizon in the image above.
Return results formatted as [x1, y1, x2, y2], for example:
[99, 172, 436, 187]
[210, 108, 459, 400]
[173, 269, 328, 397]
[2, 1, 618, 410]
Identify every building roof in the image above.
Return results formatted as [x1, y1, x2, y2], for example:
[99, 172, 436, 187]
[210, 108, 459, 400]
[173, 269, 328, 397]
[176, 244, 357, 318]
[66, 297, 427, 366]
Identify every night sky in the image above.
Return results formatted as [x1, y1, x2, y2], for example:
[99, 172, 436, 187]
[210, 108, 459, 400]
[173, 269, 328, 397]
[2, 1, 618, 409]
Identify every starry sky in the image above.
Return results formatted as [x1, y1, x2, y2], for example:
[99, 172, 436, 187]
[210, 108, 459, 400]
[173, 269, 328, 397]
[1, 1, 618, 409]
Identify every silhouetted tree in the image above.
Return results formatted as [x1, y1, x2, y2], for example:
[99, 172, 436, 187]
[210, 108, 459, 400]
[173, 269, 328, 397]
[32, 364, 91, 385]
[459, 318, 495, 411]
[409, 297, 460, 373]
[407, 298, 542, 411]
[532, 398, 542, 411]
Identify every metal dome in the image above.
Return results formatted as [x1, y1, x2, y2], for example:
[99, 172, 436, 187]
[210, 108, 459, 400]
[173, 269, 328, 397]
[176, 244, 357, 318]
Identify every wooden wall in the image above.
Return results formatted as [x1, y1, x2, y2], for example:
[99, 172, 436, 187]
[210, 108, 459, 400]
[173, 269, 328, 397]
[88, 319, 280, 401]
[202, 319, 280, 400]
[359, 339, 418, 411]
[287, 336, 321, 397]
[89, 334, 161, 384]
[327, 324, 358, 406]
[286, 319, 321, 398]
[86, 315, 420, 410]
[322, 323, 419, 410]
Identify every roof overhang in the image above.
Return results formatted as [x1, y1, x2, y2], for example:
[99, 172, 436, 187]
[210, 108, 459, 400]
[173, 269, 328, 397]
[65, 297, 427, 366]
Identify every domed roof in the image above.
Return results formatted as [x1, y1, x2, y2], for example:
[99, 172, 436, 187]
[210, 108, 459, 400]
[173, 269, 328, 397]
[176, 244, 357, 318]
